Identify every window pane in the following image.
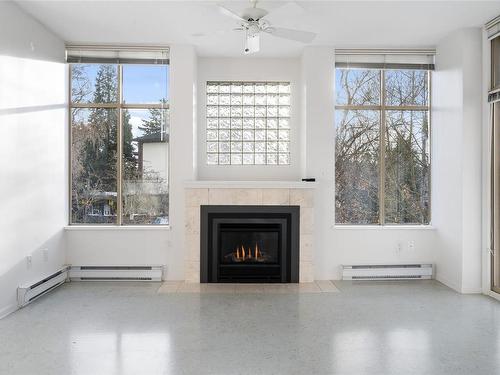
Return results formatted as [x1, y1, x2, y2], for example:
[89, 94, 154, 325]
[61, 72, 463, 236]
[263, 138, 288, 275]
[335, 109, 380, 224]
[123, 65, 168, 104]
[492, 37, 500, 90]
[71, 108, 118, 223]
[385, 70, 428, 106]
[385, 110, 430, 224]
[122, 109, 169, 225]
[335, 69, 380, 106]
[71, 64, 118, 104]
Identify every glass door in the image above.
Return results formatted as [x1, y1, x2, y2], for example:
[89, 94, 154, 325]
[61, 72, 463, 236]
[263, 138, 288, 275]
[491, 36, 500, 293]
[492, 102, 500, 293]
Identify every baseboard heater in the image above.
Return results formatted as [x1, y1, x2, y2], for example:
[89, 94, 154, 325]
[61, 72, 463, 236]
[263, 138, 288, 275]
[69, 266, 163, 281]
[342, 264, 433, 280]
[17, 266, 69, 307]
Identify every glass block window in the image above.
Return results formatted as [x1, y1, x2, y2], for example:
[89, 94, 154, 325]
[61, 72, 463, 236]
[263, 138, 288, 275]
[206, 81, 291, 165]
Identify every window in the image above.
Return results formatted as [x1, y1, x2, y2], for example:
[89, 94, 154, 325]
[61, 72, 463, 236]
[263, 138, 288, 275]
[335, 68, 430, 225]
[490, 35, 500, 293]
[70, 58, 169, 225]
[206, 81, 291, 165]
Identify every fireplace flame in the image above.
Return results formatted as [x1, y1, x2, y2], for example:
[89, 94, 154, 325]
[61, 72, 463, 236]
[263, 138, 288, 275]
[231, 243, 264, 262]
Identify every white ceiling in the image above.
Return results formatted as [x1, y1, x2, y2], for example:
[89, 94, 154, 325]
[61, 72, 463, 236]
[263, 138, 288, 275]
[15, 0, 500, 57]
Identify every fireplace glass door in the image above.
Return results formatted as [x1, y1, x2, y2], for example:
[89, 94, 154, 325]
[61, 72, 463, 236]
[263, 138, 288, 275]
[216, 221, 285, 282]
[219, 224, 280, 265]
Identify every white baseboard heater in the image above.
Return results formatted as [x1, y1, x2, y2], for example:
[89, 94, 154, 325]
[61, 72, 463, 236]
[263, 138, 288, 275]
[18, 266, 69, 307]
[69, 266, 163, 281]
[342, 264, 433, 281]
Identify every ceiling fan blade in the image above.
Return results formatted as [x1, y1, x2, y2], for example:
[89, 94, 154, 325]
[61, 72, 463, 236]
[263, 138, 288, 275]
[217, 4, 245, 22]
[265, 27, 316, 43]
[261, 2, 304, 24]
[245, 34, 260, 54]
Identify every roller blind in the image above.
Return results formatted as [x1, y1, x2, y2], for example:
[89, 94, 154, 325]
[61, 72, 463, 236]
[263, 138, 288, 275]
[66, 45, 169, 64]
[335, 49, 435, 70]
[487, 15, 500, 40]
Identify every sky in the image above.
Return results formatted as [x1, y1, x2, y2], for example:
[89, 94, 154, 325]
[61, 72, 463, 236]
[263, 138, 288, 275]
[73, 64, 169, 138]
[122, 65, 169, 104]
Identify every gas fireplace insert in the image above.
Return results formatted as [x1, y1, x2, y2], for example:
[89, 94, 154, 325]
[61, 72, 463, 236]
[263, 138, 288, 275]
[200, 205, 299, 283]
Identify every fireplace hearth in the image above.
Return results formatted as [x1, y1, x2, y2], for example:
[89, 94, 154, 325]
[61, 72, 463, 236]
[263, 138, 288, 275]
[200, 205, 299, 283]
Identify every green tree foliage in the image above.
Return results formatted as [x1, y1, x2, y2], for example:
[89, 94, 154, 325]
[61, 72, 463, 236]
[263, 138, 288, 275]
[138, 99, 167, 136]
[70, 63, 169, 224]
[85, 65, 118, 192]
[71, 64, 137, 223]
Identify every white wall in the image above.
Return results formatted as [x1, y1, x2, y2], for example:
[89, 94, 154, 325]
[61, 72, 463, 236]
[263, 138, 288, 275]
[168, 44, 198, 279]
[482, 28, 493, 294]
[67, 45, 476, 284]
[433, 28, 483, 293]
[302, 46, 438, 280]
[197, 57, 302, 181]
[0, 2, 67, 317]
[8, 8, 480, 290]
[65, 44, 198, 281]
[461, 29, 483, 292]
[65, 228, 169, 267]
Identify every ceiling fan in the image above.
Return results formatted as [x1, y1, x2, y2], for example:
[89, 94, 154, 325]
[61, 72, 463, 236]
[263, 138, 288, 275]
[217, 0, 317, 54]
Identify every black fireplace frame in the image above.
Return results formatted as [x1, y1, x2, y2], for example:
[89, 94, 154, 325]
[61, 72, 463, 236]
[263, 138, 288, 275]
[200, 205, 300, 283]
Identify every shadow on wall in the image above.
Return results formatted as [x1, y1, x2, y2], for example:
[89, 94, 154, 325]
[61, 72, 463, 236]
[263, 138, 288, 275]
[0, 103, 66, 116]
[0, 229, 66, 319]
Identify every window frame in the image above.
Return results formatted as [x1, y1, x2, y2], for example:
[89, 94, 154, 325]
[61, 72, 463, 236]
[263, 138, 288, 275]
[334, 67, 432, 226]
[68, 63, 170, 226]
[205, 80, 291, 166]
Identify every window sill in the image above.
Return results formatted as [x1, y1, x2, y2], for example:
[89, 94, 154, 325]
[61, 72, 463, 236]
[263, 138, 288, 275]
[64, 225, 171, 231]
[332, 225, 435, 230]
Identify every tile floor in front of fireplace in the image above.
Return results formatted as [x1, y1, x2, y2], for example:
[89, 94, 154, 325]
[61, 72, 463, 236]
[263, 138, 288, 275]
[158, 280, 340, 294]
[1, 280, 500, 375]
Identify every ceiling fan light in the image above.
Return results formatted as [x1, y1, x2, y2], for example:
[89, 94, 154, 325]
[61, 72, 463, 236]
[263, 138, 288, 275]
[248, 23, 260, 37]
[244, 33, 260, 54]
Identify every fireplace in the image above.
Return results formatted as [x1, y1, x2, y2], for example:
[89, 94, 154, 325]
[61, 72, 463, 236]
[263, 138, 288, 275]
[200, 205, 300, 283]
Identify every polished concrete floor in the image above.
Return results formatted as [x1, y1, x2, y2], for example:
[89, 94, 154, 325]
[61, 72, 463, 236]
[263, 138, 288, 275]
[1, 280, 499, 375]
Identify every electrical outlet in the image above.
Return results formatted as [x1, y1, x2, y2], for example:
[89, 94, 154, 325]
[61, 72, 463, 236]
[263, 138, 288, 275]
[396, 243, 402, 253]
[408, 241, 415, 251]
[42, 248, 49, 262]
[26, 255, 32, 269]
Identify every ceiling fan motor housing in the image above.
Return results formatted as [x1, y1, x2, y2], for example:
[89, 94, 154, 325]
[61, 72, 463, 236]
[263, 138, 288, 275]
[242, 7, 268, 21]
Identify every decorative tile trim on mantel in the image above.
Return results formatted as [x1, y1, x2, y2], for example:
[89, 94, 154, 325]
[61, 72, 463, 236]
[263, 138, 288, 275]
[184, 187, 315, 283]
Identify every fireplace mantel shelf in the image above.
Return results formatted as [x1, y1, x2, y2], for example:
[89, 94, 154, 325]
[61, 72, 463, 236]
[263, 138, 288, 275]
[184, 180, 317, 189]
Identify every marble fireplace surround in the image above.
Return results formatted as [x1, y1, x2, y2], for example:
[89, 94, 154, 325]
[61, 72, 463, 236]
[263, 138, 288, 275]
[184, 181, 316, 283]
